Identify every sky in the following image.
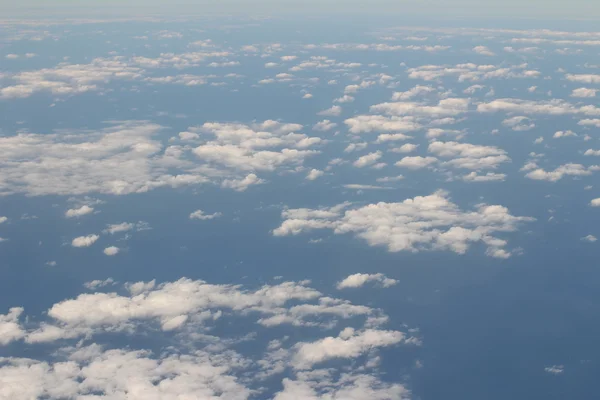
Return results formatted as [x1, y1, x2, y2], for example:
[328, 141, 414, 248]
[3, 0, 600, 19]
[1, 5, 600, 400]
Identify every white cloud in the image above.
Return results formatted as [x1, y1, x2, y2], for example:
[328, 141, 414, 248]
[375, 133, 412, 143]
[343, 184, 392, 190]
[318, 105, 342, 116]
[502, 116, 535, 131]
[407, 63, 539, 82]
[390, 143, 418, 154]
[571, 88, 597, 98]
[103, 221, 149, 235]
[306, 169, 324, 181]
[0, 308, 25, 345]
[391, 85, 434, 101]
[71, 234, 99, 248]
[0, 121, 209, 197]
[221, 173, 266, 191]
[344, 115, 422, 134]
[292, 328, 406, 370]
[0, 216, 7, 224]
[334, 95, 354, 103]
[581, 235, 597, 243]
[478, 98, 600, 116]
[192, 121, 321, 174]
[84, 278, 116, 290]
[337, 273, 398, 289]
[544, 365, 564, 375]
[591, 198, 600, 207]
[65, 205, 94, 218]
[428, 141, 510, 170]
[371, 98, 470, 118]
[274, 191, 533, 257]
[103, 246, 120, 256]
[525, 163, 598, 182]
[344, 142, 368, 153]
[312, 120, 337, 131]
[473, 46, 495, 56]
[585, 149, 600, 156]
[395, 156, 438, 169]
[566, 74, 600, 84]
[553, 130, 577, 138]
[189, 210, 222, 220]
[462, 172, 506, 182]
[354, 151, 382, 168]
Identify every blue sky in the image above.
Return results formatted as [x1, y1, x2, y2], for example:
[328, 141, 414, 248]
[1, 10, 600, 400]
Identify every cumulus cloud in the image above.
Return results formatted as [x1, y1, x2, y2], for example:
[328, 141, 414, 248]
[0, 121, 208, 197]
[103, 246, 120, 256]
[189, 210, 222, 220]
[525, 163, 599, 182]
[318, 105, 342, 116]
[353, 151, 382, 168]
[274, 191, 533, 257]
[71, 234, 100, 248]
[461, 172, 506, 182]
[395, 156, 438, 169]
[428, 141, 510, 170]
[192, 120, 321, 175]
[305, 169, 324, 181]
[292, 328, 406, 370]
[473, 46, 496, 56]
[581, 235, 597, 242]
[344, 115, 422, 134]
[312, 120, 337, 131]
[337, 273, 398, 289]
[502, 116, 535, 131]
[591, 198, 600, 207]
[65, 205, 94, 218]
[407, 63, 539, 82]
[390, 143, 418, 153]
[571, 88, 597, 98]
[0, 308, 25, 345]
[221, 173, 266, 191]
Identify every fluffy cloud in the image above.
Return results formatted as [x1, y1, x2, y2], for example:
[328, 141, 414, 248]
[591, 198, 600, 207]
[292, 328, 406, 370]
[312, 120, 337, 131]
[337, 273, 398, 289]
[192, 121, 321, 174]
[502, 116, 535, 131]
[461, 172, 506, 182]
[305, 169, 324, 181]
[65, 205, 94, 218]
[428, 141, 510, 170]
[395, 156, 438, 169]
[318, 105, 342, 116]
[407, 63, 539, 82]
[525, 163, 599, 182]
[473, 46, 496, 56]
[477, 98, 600, 116]
[71, 234, 99, 248]
[370, 98, 470, 118]
[0, 308, 25, 345]
[391, 85, 435, 101]
[274, 191, 533, 257]
[189, 210, 222, 220]
[354, 151, 382, 168]
[103, 246, 120, 256]
[221, 173, 265, 191]
[344, 115, 422, 134]
[571, 88, 597, 98]
[0, 121, 208, 197]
